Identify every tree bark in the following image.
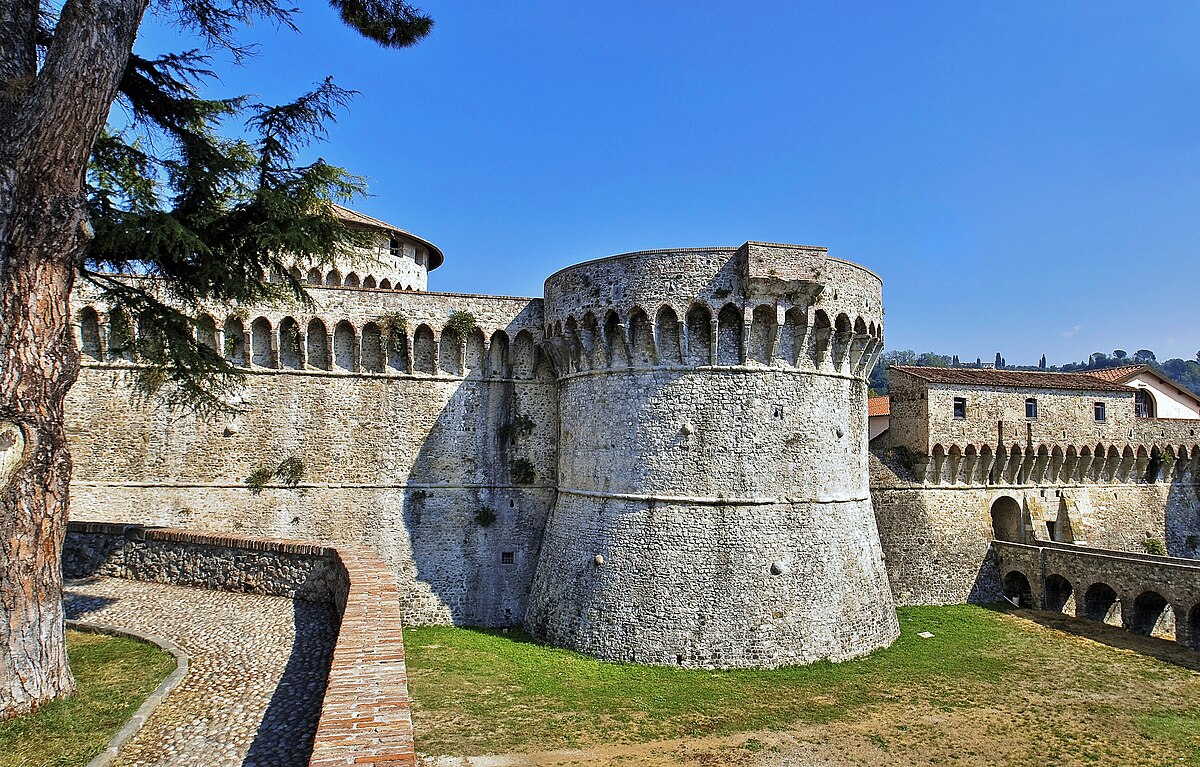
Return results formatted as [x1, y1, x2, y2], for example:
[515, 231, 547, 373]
[0, 0, 149, 718]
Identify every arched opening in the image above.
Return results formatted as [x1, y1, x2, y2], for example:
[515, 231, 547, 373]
[108, 307, 135, 361]
[306, 268, 322, 285]
[250, 317, 273, 368]
[1131, 591, 1171, 637]
[333, 320, 356, 371]
[685, 305, 711, 366]
[779, 306, 807, 366]
[1083, 583, 1121, 625]
[990, 496, 1023, 542]
[278, 317, 303, 369]
[1002, 571, 1034, 608]
[656, 306, 682, 365]
[344, 272, 360, 288]
[223, 317, 246, 366]
[412, 325, 435, 375]
[361, 323, 384, 372]
[325, 269, 342, 287]
[1044, 574, 1074, 614]
[464, 328, 487, 376]
[379, 278, 392, 290]
[747, 304, 775, 365]
[604, 310, 629, 368]
[306, 318, 329, 369]
[439, 328, 462, 375]
[489, 331, 510, 378]
[629, 308, 656, 367]
[1188, 604, 1200, 650]
[195, 314, 217, 351]
[811, 310, 832, 367]
[1135, 389, 1157, 418]
[511, 330, 536, 379]
[579, 313, 599, 368]
[79, 307, 101, 359]
[716, 304, 742, 366]
[363, 275, 377, 289]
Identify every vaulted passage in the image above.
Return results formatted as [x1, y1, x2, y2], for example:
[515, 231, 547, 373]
[1131, 591, 1171, 637]
[990, 496, 1023, 542]
[1002, 571, 1034, 607]
[1083, 583, 1121, 625]
[1043, 574, 1073, 614]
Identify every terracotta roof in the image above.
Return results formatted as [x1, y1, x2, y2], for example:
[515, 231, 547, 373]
[889, 366, 1133, 393]
[868, 396, 890, 417]
[1086, 364, 1150, 383]
[331, 203, 444, 270]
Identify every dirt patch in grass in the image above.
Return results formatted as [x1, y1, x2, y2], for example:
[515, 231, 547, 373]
[406, 605, 1200, 766]
[0, 629, 175, 767]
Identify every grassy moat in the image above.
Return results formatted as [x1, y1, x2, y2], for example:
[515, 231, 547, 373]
[405, 605, 1200, 766]
[0, 630, 174, 767]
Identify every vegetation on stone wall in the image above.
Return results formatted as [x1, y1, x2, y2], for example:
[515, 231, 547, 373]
[510, 458, 536, 485]
[378, 311, 409, 351]
[1143, 537, 1167, 556]
[499, 414, 535, 443]
[245, 456, 307, 495]
[474, 507, 497, 528]
[446, 310, 478, 343]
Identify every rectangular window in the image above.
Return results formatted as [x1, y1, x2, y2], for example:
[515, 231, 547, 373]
[953, 397, 966, 419]
[1025, 398, 1038, 419]
[500, 551, 515, 565]
[1094, 402, 1106, 421]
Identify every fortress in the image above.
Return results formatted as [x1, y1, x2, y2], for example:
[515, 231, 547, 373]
[65, 207, 1200, 666]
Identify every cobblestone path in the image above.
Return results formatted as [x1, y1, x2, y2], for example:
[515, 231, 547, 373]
[65, 577, 338, 767]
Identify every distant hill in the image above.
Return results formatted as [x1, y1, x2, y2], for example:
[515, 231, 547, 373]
[869, 350, 1200, 398]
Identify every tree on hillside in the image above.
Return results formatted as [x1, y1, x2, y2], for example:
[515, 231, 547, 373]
[1134, 349, 1157, 364]
[1113, 349, 1127, 360]
[0, 0, 433, 717]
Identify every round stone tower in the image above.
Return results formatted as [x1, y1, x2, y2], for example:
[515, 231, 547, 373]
[524, 242, 899, 668]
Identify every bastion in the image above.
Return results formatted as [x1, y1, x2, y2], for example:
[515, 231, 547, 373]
[525, 243, 898, 666]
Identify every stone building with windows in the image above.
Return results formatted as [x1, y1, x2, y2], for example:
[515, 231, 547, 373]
[871, 365, 1200, 606]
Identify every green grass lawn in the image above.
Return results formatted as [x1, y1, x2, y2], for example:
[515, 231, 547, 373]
[0, 629, 175, 767]
[404, 605, 1200, 765]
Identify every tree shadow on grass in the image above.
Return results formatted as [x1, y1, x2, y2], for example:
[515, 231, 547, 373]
[986, 603, 1200, 673]
[242, 598, 338, 767]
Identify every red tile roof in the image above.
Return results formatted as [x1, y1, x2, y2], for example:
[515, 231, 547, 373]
[868, 395, 890, 417]
[889, 366, 1133, 393]
[1085, 365, 1150, 383]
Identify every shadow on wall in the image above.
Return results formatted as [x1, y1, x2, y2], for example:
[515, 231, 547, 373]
[400, 313, 558, 628]
[244, 598, 338, 766]
[1166, 473, 1200, 558]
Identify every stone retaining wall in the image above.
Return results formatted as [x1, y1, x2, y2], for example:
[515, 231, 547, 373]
[64, 522, 416, 767]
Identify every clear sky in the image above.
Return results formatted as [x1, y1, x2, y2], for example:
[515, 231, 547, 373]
[133, 1, 1200, 366]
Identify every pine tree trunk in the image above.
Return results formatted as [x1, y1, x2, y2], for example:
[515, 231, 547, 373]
[0, 0, 149, 717]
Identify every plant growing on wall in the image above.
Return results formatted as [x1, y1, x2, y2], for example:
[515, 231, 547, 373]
[510, 458, 536, 485]
[498, 414, 535, 443]
[245, 456, 306, 495]
[446, 310, 478, 345]
[475, 507, 497, 528]
[1143, 537, 1167, 556]
[286, 324, 302, 356]
[378, 311, 409, 352]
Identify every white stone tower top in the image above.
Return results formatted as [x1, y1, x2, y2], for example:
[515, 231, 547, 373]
[290, 204, 443, 292]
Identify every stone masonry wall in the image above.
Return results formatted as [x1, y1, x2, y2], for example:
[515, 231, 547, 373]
[67, 287, 558, 627]
[527, 245, 898, 668]
[871, 452, 1200, 605]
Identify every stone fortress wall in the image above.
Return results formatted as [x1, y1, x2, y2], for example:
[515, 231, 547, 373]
[63, 207, 1200, 667]
[872, 368, 1200, 606]
[69, 282, 559, 628]
[525, 243, 897, 667]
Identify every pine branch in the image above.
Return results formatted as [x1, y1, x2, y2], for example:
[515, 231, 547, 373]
[327, 0, 432, 49]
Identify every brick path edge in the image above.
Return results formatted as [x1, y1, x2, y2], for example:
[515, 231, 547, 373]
[64, 522, 418, 767]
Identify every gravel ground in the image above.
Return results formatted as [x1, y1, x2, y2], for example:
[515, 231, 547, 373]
[65, 576, 338, 767]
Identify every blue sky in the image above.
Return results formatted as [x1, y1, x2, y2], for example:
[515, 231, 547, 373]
[134, 2, 1200, 366]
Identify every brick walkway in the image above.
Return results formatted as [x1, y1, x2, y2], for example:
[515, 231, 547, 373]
[65, 576, 338, 767]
